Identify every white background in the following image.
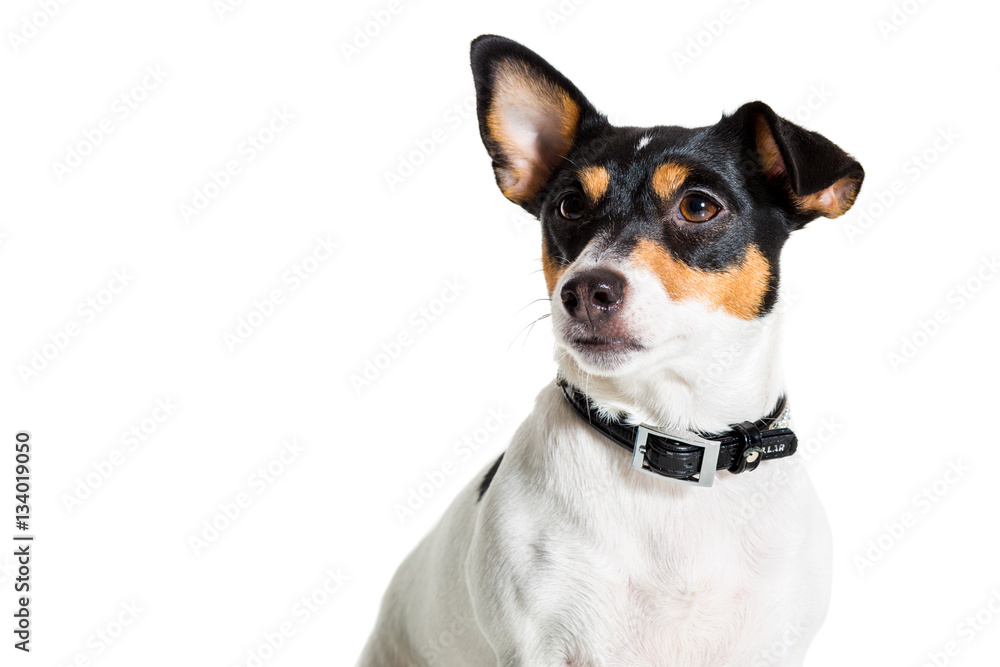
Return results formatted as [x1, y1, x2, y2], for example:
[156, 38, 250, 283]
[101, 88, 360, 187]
[1, 0, 998, 665]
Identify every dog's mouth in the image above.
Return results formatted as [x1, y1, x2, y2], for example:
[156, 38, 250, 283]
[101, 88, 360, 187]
[569, 335, 643, 354]
[562, 334, 646, 373]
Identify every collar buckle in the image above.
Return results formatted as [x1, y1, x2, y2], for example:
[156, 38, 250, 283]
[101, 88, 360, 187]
[632, 426, 721, 488]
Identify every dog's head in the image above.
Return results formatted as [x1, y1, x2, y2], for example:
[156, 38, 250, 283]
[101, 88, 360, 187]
[471, 35, 863, 384]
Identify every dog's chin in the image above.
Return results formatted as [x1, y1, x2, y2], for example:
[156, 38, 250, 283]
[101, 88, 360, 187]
[557, 335, 646, 375]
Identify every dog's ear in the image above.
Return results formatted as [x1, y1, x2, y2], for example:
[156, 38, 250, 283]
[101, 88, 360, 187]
[734, 101, 864, 229]
[470, 35, 603, 209]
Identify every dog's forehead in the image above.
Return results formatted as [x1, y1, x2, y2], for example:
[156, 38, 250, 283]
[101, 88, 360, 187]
[566, 123, 744, 197]
[584, 124, 712, 161]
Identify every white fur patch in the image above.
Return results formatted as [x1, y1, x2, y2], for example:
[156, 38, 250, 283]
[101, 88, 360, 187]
[636, 134, 651, 150]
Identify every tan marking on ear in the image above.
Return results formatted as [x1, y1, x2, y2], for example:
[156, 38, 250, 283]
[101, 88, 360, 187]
[650, 163, 690, 201]
[578, 165, 610, 203]
[632, 239, 771, 320]
[795, 175, 861, 218]
[755, 115, 860, 218]
[485, 61, 581, 203]
[754, 116, 787, 179]
[541, 243, 566, 296]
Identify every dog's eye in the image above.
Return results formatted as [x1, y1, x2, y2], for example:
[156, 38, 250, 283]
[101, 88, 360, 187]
[558, 193, 585, 220]
[678, 193, 721, 223]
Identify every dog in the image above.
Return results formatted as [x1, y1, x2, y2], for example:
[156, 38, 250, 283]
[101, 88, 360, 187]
[358, 34, 863, 666]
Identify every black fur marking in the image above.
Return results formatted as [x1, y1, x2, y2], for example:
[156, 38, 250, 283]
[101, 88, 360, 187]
[471, 36, 864, 318]
[477, 453, 505, 502]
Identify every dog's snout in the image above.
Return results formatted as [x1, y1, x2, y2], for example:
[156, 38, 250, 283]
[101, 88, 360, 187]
[560, 268, 626, 322]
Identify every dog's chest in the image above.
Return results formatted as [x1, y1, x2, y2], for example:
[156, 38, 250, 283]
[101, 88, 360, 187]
[519, 492, 777, 664]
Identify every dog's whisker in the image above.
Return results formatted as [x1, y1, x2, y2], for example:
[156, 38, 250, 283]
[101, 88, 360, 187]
[506, 313, 551, 353]
[513, 298, 552, 316]
[521, 317, 544, 351]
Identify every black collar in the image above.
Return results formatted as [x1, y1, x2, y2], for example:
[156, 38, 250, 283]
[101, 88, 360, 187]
[558, 379, 798, 487]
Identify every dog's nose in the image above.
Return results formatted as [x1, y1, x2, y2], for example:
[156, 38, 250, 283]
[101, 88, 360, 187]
[560, 268, 626, 322]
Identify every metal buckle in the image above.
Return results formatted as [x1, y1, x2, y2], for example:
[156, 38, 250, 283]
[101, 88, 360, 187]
[632, 425, 721, 488]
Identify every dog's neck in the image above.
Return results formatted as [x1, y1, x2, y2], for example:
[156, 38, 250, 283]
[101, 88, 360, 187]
[556, 308, 786, 436]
